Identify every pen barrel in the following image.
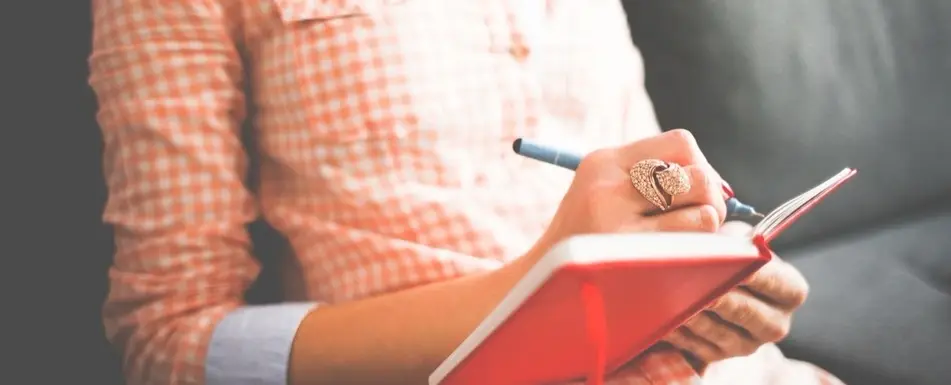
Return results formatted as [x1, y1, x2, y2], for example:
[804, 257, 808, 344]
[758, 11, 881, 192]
[513, 138, 762, 219]
[512, 138, 582, 171]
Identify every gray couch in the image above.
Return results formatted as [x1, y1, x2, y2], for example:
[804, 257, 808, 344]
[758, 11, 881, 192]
[625, 1, 951, 384]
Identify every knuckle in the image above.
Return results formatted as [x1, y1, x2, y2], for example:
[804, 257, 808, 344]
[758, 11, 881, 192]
[730, 296, 757, 326]
[690, 313, 731, 344]
[707, 327, 732, 346]
[668, 327, 720, 362]
[699, 345, 724, 363]
[789, 269, 811, 307]
[665, 328, 692, 349]
[767, 262, 810, 308]
[719, 335, 744, 356]
[679, 339, 710, 360]
[759, 272, 782, 297]
[668, 328, 689, 344]
[687, 314, 713, 335]
[710, 293, 730, 312]
[664, 129, 702, 163]
[792, 283, 810, 307]
[665, 128, 697, 147]
[762, 319, 792, 342]
[692, 351, 715, 364]
[711, 323, 733, 343]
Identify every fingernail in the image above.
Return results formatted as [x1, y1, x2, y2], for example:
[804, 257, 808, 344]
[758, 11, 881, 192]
[721, 182, 735, 199]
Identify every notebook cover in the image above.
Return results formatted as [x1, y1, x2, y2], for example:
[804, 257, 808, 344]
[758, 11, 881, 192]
[437, 169, 857, 385]
[437, 240, 772, 385]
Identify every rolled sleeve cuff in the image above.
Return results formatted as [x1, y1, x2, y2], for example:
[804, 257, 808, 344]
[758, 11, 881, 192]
[206, 302, 318, 385]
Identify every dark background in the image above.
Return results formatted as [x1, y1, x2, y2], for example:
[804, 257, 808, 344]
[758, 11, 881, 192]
[11, 1, 120, 383]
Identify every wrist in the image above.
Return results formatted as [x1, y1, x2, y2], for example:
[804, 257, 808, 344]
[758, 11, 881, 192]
[510, 235, 556, 276]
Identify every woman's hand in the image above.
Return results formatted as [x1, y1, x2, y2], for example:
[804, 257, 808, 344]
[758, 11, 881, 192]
[663, 221, 810, 369]
[527, 129, 728, 262]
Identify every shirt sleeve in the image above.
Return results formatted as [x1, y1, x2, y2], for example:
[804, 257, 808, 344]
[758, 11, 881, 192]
[206, 303, 318, 385]
[90, 1, 286, 384]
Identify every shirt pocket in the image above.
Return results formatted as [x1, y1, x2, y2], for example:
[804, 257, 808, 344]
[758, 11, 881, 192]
[261, 0, 420, 144]
[259, 0, 497, 147]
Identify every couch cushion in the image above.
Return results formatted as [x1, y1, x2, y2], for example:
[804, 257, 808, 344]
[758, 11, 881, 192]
[778, 210, 951, 385]
[625, 0, 951, 249]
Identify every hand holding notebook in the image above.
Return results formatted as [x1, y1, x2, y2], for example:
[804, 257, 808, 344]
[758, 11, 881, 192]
[430, 167, 856, 385]
[662, 221, 810, 367]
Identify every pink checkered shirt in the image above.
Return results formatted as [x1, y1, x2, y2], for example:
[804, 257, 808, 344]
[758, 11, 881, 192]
[89, 0, 844, 384]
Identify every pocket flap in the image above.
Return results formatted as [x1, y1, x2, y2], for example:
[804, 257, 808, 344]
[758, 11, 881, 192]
[271, 0, 376, 23]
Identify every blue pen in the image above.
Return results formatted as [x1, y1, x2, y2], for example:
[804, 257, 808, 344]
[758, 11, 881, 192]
[512, 138, 764, 218]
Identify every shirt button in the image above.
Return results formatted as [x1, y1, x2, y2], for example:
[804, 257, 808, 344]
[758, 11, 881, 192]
[509, 45, 530, 61]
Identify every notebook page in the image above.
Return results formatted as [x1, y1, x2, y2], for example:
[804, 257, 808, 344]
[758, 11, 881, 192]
[752, 168, 856, 238]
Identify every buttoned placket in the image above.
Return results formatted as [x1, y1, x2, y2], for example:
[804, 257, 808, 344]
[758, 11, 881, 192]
[478, 1, 548, 182]
[484, 1, 548, 63]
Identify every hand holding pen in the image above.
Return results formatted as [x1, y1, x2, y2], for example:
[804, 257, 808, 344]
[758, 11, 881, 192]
[512, 136, 763, 220]
[512, 130, 753, 267]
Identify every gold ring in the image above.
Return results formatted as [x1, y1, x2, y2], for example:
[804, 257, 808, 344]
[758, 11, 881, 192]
[629, 160, 691, 211]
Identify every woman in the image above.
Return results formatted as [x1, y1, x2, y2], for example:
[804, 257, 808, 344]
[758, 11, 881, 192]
[89, 0, 843, 384]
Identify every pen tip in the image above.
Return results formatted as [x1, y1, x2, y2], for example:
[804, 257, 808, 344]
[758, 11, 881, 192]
[752, 212, 765, 218]
[512, 138, 523, 153]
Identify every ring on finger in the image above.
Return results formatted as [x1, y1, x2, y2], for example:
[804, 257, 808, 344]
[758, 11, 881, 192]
[629, 159, 692, 211]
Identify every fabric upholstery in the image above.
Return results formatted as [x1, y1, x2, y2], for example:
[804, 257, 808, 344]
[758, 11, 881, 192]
[781, 209, 951, 385]
[626, 0, 951, 248]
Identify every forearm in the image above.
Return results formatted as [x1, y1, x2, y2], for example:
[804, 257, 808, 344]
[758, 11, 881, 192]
[289, 250, 542, 385]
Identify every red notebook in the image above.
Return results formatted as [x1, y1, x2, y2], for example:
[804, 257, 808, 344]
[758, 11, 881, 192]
[429, 168, 857, 385]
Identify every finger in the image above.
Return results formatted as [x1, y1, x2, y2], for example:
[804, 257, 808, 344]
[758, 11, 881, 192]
[666, 164, 727, 223]
[709, 289, 792, 343]
[741, 259, 809, 309]
[684, 311, 760, 357]
[614, 129, 708, 168]
[663, 326, 725, 363]
[645, 204, 720, 233]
